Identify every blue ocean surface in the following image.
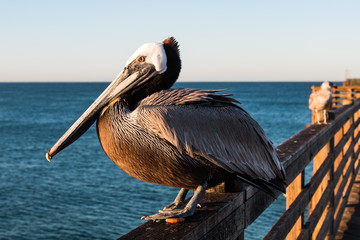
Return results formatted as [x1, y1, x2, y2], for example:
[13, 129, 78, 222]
[0, 82, 333, 239]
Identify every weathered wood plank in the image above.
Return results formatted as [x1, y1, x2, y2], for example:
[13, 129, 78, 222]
[335, 165, 360, 239]
[281, 101, 359, 184]
[264, 141, 334, 240]
[286, 172, 304, 240]
[334, 158, 360, 233]
[315, 207, 334, 240]
[300, 188, 332, 239]
[309, 140, 331, 240]
[263, 188, 309, 240]
[333, 172, 359, 240]
[333, 140, 356, 190]
[334, 146, 360, 209]
[118, 192, 243, 240]
[244, 187, 278, 228]
[199, 204, 244, 240]
[264, 101, 360, 240]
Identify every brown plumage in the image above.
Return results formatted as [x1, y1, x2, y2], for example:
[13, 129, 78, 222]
[46, 37, 286, 221]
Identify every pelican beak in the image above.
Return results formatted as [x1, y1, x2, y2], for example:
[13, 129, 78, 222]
[46, 62, 159, 161]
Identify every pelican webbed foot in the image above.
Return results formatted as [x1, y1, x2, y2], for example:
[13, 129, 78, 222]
[163, 188, 189, 210]
[141, 183, 207, 222]
[141, 207, 195, 221]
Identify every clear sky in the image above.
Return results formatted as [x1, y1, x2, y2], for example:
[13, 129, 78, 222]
[1, 0, 359, 82]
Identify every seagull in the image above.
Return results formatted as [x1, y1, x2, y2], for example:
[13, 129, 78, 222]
[309, 81, 334, 124]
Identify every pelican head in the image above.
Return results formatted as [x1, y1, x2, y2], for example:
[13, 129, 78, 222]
[46, 37, 181, 160]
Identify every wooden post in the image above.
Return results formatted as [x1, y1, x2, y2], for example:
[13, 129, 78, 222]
[329, 127, 345, 239]
[344, 88, 354, 105]
[308, 141, 331, 239]
[286, 171, 304, 240]
[333, 88, 340, 109]
[355, 110, 360, 169]
[334, 122, 350, 222]
[327, 138, 335, 240]
[206, 179, 245, 240]
[308, 93, 333, 239]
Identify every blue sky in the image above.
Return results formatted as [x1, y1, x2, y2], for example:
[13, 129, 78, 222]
[1, 1, 359, 82]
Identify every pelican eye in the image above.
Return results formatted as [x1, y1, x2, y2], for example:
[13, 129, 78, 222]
[136, 56, 146, 63]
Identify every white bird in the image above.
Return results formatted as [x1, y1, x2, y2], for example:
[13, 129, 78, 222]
[309, 81, 333, 124]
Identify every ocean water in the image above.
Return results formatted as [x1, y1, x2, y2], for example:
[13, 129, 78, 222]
[0, 82, 330, 239]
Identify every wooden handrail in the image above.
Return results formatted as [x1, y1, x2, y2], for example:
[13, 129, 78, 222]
[311, 85, 360, 110]
[264, 111, 360, 239]
[119, 99, 360, 240]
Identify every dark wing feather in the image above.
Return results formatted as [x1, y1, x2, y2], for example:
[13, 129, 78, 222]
[139, 88, 241, 106]
[133, 88, 286, 182]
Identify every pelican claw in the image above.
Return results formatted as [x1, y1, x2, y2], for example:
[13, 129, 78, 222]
[142, 183, 207, 221]
[163, 202, 186, 210]
[141, 208, 195, 221]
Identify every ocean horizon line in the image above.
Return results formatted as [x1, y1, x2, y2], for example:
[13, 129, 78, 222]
[0, 80, 343, 83]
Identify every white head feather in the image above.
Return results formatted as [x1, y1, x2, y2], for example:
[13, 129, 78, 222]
[321, 81, 332, 90]
[125, 42, 167, 74]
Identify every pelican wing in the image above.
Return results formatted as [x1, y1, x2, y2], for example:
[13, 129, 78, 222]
[134, 89, 285, 181]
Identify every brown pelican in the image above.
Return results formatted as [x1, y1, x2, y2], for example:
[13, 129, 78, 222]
[309, 81, 334, 124]
[46, 37, 286, 221]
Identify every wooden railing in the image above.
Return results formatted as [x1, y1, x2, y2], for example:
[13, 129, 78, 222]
[266, 99, 360, 240]
[119, 99, 360, 240]
[311, 85, 360, 109]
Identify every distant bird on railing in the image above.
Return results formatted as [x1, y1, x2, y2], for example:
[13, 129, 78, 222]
[309, 81, 334, 124]
[46, 37, 286, 221]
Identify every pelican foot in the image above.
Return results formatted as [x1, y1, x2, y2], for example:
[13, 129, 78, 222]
[163, 201, 186, 210]
[163, 188, 189, 211]
[141, 208, 195, 222]
[141, 183, 208, 222]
